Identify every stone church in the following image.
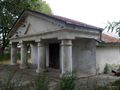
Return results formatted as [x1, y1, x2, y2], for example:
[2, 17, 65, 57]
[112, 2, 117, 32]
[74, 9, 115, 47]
[7, 10, 103, 76]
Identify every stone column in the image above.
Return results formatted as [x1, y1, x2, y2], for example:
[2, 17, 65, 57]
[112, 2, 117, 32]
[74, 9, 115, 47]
[11, 43, 17, 65]
[60, 39, 72, 74]
[31, 43, 38, 64]
[36, 40, 46, 73]
[46, 45, 49, 68]
[20, 42, 28, 69]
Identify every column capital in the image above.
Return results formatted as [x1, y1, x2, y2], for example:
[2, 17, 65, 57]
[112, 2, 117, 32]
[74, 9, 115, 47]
[61, 39, 72, 46]
[36, 40, 45, 47]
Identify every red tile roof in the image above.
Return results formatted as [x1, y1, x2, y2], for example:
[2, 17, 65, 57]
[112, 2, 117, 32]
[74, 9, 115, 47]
[102, 34, 120, 43]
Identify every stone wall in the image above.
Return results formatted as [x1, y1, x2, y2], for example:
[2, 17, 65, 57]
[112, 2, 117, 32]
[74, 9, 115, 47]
[72, 38, 96, 75]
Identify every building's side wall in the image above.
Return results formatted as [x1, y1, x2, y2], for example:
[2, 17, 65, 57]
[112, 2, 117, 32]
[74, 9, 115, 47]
[72, 38, 96, 75]
[96, 46, 120, 73]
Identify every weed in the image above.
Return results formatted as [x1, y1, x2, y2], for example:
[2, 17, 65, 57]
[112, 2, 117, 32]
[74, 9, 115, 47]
[34, 74, 49, 90]
[117, 66, 120, 72]
[104, 64, 109, 74]
[56, 72, 75, 90]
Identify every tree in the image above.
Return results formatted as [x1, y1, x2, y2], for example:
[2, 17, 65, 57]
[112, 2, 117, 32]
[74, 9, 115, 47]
[105, 21, 120, 37]
[0, 0, 52, 54]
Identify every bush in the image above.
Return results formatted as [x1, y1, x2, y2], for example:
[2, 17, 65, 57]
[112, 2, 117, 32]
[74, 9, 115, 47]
[117, 66, 120, 72]
[104, 64, 109, 74]
[34, 74, 49, 90]
[56, 73, 75, 90]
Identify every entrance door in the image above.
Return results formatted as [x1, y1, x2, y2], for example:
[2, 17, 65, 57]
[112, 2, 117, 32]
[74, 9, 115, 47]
[49, 43, 60, 69]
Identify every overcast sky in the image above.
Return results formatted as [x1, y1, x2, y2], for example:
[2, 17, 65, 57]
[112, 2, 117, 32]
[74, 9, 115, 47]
[44, 0, 120, 37]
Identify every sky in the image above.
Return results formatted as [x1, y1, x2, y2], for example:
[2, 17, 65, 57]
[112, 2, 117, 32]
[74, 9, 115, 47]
[44, 0, 120, 37]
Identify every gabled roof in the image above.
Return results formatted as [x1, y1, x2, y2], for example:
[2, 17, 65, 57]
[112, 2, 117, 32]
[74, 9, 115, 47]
[7, 9, 103, 38]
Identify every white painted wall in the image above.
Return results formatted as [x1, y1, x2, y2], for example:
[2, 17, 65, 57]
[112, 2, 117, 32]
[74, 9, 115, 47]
[96, 46, 120, 73]
[72, 38, 96, 75]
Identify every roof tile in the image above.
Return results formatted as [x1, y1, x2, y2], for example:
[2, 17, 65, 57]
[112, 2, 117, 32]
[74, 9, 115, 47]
[102, 34, 120, 43]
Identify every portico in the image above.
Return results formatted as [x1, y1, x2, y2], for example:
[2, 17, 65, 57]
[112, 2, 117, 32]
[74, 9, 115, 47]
[10, 38, 73, 74]
[8, 10, 103, 75]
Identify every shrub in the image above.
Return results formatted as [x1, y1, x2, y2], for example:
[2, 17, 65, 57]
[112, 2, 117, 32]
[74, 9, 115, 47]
[56, 72, 75, 90]
[34, 74, 49, 90]
[104, 64, 109, 74]
[117, 66, 120, 72]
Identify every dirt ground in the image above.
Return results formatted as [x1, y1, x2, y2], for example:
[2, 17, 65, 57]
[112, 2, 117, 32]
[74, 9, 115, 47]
[0, 63, 120, 90]
[0, 63, 60, 89]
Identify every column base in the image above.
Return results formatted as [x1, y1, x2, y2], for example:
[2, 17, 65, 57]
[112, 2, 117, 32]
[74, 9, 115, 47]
[36, 68, 47, 73]
[20, 64, 28, 69]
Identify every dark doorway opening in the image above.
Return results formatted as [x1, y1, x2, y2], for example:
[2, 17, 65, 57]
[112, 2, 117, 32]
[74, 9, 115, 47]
[49, 43, 60, 69]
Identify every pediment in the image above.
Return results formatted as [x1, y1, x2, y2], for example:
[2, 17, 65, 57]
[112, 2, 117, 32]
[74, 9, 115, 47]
[8, 10, 102, 41]
[11, 15, 63, 38]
